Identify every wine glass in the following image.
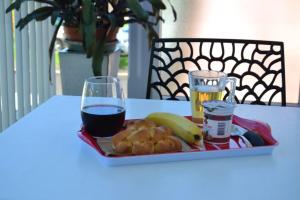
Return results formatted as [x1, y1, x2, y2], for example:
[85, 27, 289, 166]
[81, 76, 125, 137]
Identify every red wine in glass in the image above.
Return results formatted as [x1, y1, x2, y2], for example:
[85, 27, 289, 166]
[81, 104, 125, 137]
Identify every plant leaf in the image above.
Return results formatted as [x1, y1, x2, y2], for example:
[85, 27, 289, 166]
[81, 0, 96, 57]
[148, 0, 166, 10]
[126, 0, 149, 21]
[6, 0, 58, 13]
[48, 18, 63, 81]
[146, 23, 158, 48]
[104, 13, 118, 28]
[6, 0, 21, 13]
[51, 10, 60, 25]
[16, 6, 54, 30]
[82, 23, 97, 58]
[167, 0, 177, 21]
[92, 40, 105, 76]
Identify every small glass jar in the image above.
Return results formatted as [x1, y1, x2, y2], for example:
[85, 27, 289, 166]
[202, 100, 235, 144]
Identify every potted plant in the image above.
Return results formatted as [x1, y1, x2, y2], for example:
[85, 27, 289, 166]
[6, 0, 176, 76]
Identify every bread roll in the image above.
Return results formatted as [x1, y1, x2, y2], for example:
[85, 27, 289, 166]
[112, 119, 182, 155]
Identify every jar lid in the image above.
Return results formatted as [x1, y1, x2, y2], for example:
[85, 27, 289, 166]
[203, 100, 235, 115]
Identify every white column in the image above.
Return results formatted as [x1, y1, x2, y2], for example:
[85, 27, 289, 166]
[128, 24, 156, 98]
[127, 1, 162, 99]
[128, 24, 151, 99]
[128, 20, 161, 99]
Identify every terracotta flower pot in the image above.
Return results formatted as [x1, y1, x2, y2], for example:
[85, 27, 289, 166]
[63, 26, 82, 41]
[63, 26, 119, 42]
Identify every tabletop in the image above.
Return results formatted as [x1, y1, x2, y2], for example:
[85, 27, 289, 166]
[0, 95, 299, 200]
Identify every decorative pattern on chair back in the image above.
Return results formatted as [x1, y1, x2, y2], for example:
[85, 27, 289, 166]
[146, 38, 286, 106]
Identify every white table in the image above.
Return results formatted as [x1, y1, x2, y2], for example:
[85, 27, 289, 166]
[0, 96, 299, 200]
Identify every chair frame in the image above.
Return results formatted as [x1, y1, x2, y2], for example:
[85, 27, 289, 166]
[146, 38, 286, 106]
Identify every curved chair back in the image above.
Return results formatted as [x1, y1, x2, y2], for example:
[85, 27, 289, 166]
[146, 38, 286, 106]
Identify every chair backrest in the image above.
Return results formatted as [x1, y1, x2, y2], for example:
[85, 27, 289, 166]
[146, 38, 286, 106]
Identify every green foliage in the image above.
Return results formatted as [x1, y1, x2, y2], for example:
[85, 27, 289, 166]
[81, 0, 96, 58]
[6, 0, 177, 76]
[119, 55, 128, 70]
[127, 0, 149, 21]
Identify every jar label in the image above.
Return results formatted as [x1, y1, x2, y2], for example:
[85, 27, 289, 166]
[203, 114, 232, 144]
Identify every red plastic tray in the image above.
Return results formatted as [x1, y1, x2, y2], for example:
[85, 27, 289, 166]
[78, 115, 278, 166]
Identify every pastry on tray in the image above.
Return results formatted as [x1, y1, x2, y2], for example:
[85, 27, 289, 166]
[112, 119, 182, 155]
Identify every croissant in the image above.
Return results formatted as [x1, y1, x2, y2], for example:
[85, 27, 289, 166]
[112, 119, 182, 155]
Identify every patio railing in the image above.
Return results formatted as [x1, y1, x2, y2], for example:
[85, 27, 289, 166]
[0, 1, 56, 132]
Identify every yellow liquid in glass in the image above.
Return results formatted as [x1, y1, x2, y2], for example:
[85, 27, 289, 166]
[190, 86, 223, 124]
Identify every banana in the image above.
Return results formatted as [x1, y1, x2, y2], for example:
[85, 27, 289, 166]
[146, 112, 203, 144]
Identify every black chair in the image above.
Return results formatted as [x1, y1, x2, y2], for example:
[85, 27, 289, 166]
[146, 38, 286, 106]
